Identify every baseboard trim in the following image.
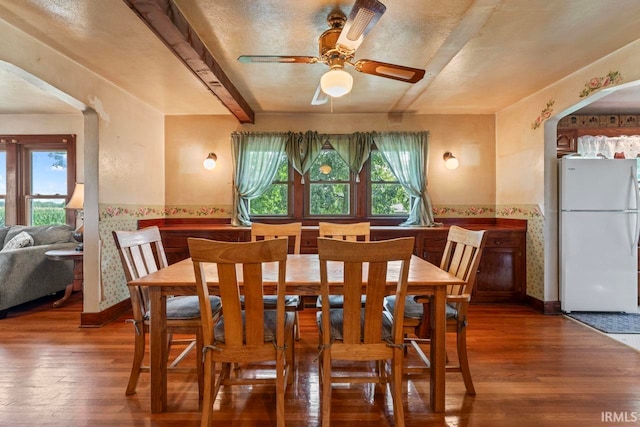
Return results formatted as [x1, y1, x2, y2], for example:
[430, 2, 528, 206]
[80, 298, 131, 328]
[525, 295, 561, 314]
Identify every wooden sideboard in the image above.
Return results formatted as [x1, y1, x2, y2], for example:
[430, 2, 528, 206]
[139, 218, 527, 304]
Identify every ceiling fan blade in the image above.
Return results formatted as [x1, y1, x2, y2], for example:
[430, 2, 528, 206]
[352, 59, 425, 83]
[311, 84, 329, 105]
[238, 55, 318, 64]
[336, 0, 386, 53]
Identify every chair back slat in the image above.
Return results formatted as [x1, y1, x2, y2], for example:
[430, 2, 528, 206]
[318, 236, 414, 347]
[318, 222, 370, 242]
[251, 222, 302, 254]
[113, 226, 168, 317]
[440, 226, 487, 298]
[188, 238, 288, 349]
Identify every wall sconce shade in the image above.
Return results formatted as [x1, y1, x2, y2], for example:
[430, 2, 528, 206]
[65, 183, 84, 251]
[203, 152, 218, 170]
[443, 152, 459, 170]
[320, 68, 353, 97]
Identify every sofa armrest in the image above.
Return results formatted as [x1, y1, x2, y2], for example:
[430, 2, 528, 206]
[0, 242, 77, 278]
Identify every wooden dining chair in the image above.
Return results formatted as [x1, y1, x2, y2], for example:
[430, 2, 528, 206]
[188, 237, 294, 427]
[112, 226, 222, 396]
[384, 225, 487, 395]
[316, 221, 370, 309]
[317, 236, 414, 427]
[250, 222, 303, 340]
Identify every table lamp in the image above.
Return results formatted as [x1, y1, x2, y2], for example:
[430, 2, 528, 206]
[65, 183, 84, 251]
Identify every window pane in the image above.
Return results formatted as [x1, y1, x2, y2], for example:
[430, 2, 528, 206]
[0, 150, 5, 194]
[31, 151, 67, 195]
[370, 150, 410, 216]
[371, 184, 410, 215]
[29, 198, 66, 226]
[371, 151, 397, 182]
[309, 150, 350, 181]
[250, 184, 288, 215]
[250, 153, 289, 216]
[310, 183, 350, 215]
[0, 198, 4, 227]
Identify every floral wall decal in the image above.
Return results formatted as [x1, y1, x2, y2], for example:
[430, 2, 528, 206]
[531, 99, 555, 130]
[579, 70, 622, 98]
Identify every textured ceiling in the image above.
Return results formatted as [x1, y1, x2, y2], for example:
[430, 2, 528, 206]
[1, 0, 640, 117]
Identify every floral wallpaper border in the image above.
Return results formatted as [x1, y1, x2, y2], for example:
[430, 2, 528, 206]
[99, 203, 543, 220]
[531, 99, 555, 130]
[579, 70, 622, 98]
[99, 204, 233, 220]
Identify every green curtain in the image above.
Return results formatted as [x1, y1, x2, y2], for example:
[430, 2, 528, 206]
[328, 132, 373, 181]
[374, 132, 438, 226]
[231, 132, 287, 226]
[285, 131, 325, 183]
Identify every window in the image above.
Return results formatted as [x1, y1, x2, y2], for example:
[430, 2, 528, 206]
[369, 150, 410, 216]
[249, 152, 290, 216]
[252, 147, 409, 222]
[0, 135, 76, 226]
[307, 149, 353, 216]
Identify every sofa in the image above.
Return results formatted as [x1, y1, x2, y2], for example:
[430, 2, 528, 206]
[0, 224, 77, 318]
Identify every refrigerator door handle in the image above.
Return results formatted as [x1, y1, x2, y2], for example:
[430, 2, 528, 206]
[631, 168, 640, 253]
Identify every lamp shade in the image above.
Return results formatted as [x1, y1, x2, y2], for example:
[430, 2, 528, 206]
[320, 68, 353, 97]
[65, 183, 84, 209]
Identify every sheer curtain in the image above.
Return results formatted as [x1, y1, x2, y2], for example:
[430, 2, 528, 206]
[577, 135, 640, 159]
[231, 132, 287, 226]
[375, 132, 438, 226]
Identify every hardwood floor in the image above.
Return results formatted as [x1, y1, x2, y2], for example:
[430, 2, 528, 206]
[1, 293, 639, 426]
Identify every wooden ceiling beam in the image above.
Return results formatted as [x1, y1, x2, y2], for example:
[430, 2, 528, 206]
[124, 0, 254, 123]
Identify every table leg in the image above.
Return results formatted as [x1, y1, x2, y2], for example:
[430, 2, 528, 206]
[429, 285, 446, 412]
[150, 288, 168, 413]
[53, 259, 83, 308]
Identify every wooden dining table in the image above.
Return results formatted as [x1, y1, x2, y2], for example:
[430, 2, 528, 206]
[127, 253, 464, 414]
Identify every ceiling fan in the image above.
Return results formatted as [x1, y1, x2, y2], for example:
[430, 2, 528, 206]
[238, 0, 426, 106]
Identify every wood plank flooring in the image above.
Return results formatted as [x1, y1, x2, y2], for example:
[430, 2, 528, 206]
[1, 293, 639, 426]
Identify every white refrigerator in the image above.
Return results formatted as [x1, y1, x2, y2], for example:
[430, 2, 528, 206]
[559, 158, 639, 313]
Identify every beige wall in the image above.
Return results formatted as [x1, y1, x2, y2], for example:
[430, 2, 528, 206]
[0, 19, 166, 312]
[165, 113, 496, 207]
[496, 39, 640, 301]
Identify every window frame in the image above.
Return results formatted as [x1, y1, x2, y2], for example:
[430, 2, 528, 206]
[0, 134, 76, 226]
[252, 146, 410, 225]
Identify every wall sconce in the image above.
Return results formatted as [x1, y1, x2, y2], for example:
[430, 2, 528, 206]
[203, 152, 217, 170]
[65, 182, 84, 251]
[443, 152, 459, 170]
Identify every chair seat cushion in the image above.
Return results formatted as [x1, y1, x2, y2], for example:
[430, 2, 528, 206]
[315, 295, 367, 308]
[384, 295, 458, 320]
[316, 309, 393, 341]
[214, 311, 295, 343]
[145, 295, 221, 320]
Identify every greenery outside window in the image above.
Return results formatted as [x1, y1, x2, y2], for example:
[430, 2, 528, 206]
[307, 149, 352, 216]
[369, 150, 410, 215]
[249, 152, 290, 216]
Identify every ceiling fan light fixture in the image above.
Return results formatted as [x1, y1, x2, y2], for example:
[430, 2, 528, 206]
[320, 68, 353, 97]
